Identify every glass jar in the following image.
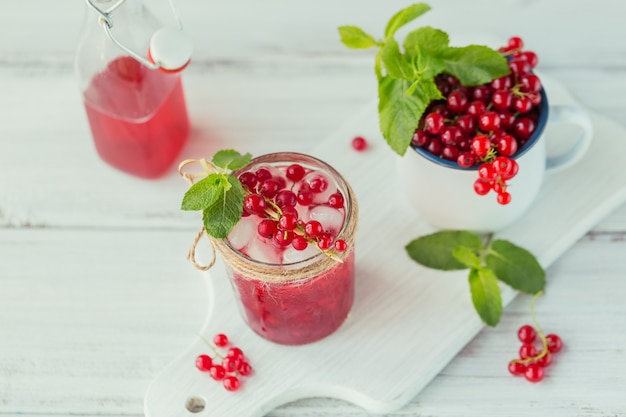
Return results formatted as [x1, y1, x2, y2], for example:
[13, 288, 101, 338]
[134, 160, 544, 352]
[75, 0, 191, 179]
[213, 153, 358, 345]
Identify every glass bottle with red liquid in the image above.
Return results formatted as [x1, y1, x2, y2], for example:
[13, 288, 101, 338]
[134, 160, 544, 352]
[75, 0, 192, 178]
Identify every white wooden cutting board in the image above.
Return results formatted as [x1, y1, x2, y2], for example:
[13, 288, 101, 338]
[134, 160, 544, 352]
[143, 75, 626, 416]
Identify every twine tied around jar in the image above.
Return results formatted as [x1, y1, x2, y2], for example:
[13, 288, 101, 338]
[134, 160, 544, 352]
[178, 156, 358, 283]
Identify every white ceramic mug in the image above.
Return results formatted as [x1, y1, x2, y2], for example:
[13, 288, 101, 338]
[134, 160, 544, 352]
[397, 90, 593, 232]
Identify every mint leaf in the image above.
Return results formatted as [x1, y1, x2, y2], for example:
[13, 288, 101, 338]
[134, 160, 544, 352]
[441, 45, 510, 86]
[378, 77, 426, 156]
[453, 246, 481, 269]
[485, 239, 546, 294]
[380, 38, 415, 79]
[212, 150, 252, 171]
[403, 26, 448, 80]
[384, 3, 431, 39]
[403, 26, 449, 57]
[405, 230, 482, 270]
[469, 267, 503, 327]
[377, 75, 442, 156]
[338, 25, 377, 49]
[181, 173, 230, 211]
[202, 175, 245, 239]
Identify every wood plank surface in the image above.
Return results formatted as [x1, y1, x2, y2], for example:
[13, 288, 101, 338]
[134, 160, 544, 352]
[1, 0, 626, 416]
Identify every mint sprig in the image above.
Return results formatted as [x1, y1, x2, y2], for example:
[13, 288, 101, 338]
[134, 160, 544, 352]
[338, 2, 510, 156]
[181, 150, 252, 239]
[405, 231, 545, 326]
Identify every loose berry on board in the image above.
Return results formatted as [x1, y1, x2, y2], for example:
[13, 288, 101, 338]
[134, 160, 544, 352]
[214, 333, 229, 347]
[351, 136, 368, 151]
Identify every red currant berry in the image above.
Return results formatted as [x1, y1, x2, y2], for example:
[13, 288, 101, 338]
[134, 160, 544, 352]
[496, 134, 518, 157]
[491, 90, 513, 111]
[508, 360, 526, 376]
[520, 50, 538, 68]
[517, 324, 537, 344]
[334, 239, 348, 252]
[509, 59, 531, 74]
[308, 175, 328, 193]
[304, 220, 324, 238]
[513, 96, 533, 114]
[477, 162, 497, 180]
[243, 194, 267, 216]
[223, 375, 241, 391]
[497, 191, 512, 205]
[537, 351, 553, 368]
[426, 137, 443, 156]
[441, 126, 462, 145]
[472, 85, 493, 102]
[524, 363, 545, 383]
[412, 130, 430, 147]
[257, 219, 278, 239]
[274, 190, 297, 208]
[466, 100, 487, 117]
[227, 347, 244, 360]
[546, 334, 563, 353]
[273, 229, 294, 247]
[209, 364, 226, 381]
[238, 172, 258, 191]
[478, 111, 501, 132]
[514, 117, 536, 140]
[447, 91, 468, 113]
[471, 135, 492, 158]
[491, 75, 512, 90]
[424, 112, 445, 135]
[278, 212, 298, 231]
[255, 168, 272, 182]
[291, 235, 309, 251]
[508, 36, 524, 50]
[441, 145, 460, 161]
[473, 178, 492, 196]
[520, 74, 542, 92]
[238, 361, 253, 376]
[328, 192, 344, 208]
[286, 164, 305, 181]
[493, 156, 518, 179]
[222, 356, 240, 373]
[214, 333, 229, 347]
[493, 180, 507, 194]
[457, 152, 476, 168]
[519, 343, 537, 360]
[455, 114, 476, 134]
[258, 179, 281, 198]
[297, 189, 314, 206]
[317, 233, 334, 250]
[498, 112, 517, 129]
[195, 354, 213, 372]
[351, 136, 368, 151]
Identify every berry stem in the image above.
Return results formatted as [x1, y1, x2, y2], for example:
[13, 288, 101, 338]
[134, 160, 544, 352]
[512, 291, 550, 365]
[199, 334, 225, 360]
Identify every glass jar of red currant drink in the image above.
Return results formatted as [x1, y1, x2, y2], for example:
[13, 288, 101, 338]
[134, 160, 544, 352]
[212, 153, 358, 345]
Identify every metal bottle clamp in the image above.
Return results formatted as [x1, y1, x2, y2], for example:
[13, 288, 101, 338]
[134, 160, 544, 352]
[85, 0, 190, 71]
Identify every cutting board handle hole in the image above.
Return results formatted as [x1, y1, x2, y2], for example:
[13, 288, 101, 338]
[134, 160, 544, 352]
[185, 396, 206, 413]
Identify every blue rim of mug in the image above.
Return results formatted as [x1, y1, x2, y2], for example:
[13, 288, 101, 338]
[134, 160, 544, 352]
[409, 85, 549, 171]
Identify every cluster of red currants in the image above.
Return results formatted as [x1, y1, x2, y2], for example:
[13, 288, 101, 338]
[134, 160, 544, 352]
[411, 36, 542, 205]
[239, 164, 348, 253]
[195, 333, 252, 392]
[508, 324, 563, 383]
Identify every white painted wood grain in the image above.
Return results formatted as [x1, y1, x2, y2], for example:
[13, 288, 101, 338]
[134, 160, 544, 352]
[1, 0, 626, 416]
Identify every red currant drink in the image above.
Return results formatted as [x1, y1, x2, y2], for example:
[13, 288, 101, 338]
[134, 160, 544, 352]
[83, 56, 190, 178]
[224, 153, 357, 345]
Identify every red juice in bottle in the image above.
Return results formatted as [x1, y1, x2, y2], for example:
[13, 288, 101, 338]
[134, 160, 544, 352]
[83, 56, 190, 179]
[221, 153, 357, 345]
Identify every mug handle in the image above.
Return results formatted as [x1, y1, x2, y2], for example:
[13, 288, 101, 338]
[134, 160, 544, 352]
[545, 105, 594, 172]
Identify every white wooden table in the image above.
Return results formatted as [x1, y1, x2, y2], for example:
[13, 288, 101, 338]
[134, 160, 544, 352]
[2, 1, 626, 416]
